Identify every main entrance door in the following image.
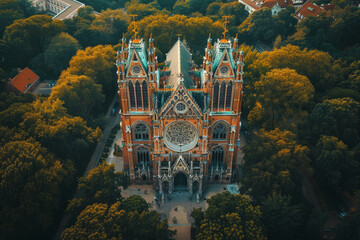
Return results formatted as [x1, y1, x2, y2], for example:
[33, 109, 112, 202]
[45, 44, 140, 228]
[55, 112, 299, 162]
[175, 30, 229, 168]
[174, 172, 187, 191]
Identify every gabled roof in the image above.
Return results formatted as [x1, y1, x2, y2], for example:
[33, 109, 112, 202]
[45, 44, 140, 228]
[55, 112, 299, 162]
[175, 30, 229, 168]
[9, 67, 39, 92]
[296, 1, 329, 20]
[212, 40, 236, 73]
[126, 39, 148, 70]
[165, 39, 194, 89]
[158, 79, 204, 117]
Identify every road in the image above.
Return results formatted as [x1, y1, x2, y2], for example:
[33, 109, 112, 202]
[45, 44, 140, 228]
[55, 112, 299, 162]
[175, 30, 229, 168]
[52, 95, 120, 240]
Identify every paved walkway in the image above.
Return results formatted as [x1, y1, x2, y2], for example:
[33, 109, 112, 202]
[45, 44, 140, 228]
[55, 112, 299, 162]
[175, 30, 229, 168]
[53, 96, 120, 240]
[120, 183, 229, 240]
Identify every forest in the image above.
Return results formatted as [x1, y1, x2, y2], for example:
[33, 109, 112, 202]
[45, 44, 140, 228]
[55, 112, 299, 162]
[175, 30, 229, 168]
[0, 0, 359, 239]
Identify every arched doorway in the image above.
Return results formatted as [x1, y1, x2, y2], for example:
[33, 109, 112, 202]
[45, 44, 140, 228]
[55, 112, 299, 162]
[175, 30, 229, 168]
[174, 172, 187, 191]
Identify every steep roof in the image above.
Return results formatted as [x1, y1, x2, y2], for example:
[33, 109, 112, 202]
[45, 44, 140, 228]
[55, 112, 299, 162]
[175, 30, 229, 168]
[9, 67, 39, 92]
[296, 1, 327, 20]
[165, 39, 194, 89]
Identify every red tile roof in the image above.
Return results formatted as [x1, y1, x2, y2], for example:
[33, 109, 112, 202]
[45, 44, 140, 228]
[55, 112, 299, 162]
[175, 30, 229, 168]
[296, 1, 327, 20]
[10, 67, 39, 92]
[240, 0, 293, 10]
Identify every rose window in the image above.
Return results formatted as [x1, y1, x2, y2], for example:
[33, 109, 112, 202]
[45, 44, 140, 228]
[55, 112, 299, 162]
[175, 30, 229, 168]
[163, 121, 199, 152]
[131, 65, 141, 75]
[175, 101, 187, 114]
[219, 66, 229, 76]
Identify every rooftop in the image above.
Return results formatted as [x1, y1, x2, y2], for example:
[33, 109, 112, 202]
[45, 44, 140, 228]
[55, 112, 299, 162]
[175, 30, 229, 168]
[9, 67, 39, 93]
[165, 39, 194, 89]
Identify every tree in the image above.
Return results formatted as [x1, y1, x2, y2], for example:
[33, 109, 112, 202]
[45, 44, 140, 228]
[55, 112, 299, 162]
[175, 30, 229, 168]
[261, 193, 305, 240]
[242, 129, 312, 200]
[314, 136, 350, 190]
[0, 140, 71, 240]
[250, 45, 342, 92]
[195, 192, 266, 240]
[248, 68, 314, 130]
[44, 32, 80, 76]
[61, 45, 117, 100]
[50, 74, 104, 119]
[219, 2, 248, 26]
[90, 9, 128, 44]
[20, 99, 102, 163]
[66, 162, 129, 216]
[133, 14, 222, 64]
[238, 8, 277, 43]
[309, 98, 360, 146]
[61, 201, 174, 240]
[126, 1, 160, 19]
[118, 195, 149, 213]
[274, 6, 297, 37]
[0, 102, 32, 128]
[3, 14, 65, 67]
[173, 0, 191, 15]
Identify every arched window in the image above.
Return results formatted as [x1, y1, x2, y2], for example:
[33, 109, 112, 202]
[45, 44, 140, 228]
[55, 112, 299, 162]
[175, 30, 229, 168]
[213, 123, 228, 140]
[128, 81, 135, 108]
[212, 146, 224, 164]
[225, 81, 232, 108]
[219, 81, 226, 109]
[213, 82, 219, 109]
[142, 81, 148, 108]
[134, 123, 149, 140]
[137, 147, 150, 164]
[135, 81, 142, 108]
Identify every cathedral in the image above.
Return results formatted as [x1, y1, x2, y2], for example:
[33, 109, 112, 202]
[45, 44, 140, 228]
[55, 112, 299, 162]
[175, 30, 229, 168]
[116, 30, 244, 199]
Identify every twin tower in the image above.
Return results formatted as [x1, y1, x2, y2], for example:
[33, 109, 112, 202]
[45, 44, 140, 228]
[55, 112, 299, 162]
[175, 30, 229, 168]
[116, 34, 244, 198]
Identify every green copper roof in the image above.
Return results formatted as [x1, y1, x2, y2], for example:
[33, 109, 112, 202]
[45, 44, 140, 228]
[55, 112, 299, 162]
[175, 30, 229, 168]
[212, 39, 236, 73]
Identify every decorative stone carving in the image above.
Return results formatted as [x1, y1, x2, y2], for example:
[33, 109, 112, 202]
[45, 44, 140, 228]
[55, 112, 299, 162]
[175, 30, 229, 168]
[231, 125, 236, 133]
[125, 125, 131, 133]
[163, 121, 199, 152]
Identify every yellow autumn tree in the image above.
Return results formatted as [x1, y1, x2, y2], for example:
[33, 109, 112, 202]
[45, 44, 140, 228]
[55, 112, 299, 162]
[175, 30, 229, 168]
[248, 68, 314, 130]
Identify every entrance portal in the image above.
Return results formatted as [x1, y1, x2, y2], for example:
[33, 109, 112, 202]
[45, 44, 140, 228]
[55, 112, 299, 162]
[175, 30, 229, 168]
[174, 172, 187, 191]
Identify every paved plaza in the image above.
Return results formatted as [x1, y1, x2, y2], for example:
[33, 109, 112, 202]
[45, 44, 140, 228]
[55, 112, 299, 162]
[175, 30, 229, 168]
[120, 183, 229, 240]
[106, 128, 245, 240]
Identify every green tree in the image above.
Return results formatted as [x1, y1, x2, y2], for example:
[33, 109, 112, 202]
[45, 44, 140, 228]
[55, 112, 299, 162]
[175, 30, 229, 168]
[173, 0, 191, 15]
[0, 140, 71, 240]
[90, 9, 129, 44]
[50, 74, 104, 118]
[242, 129, 312, 200]
[62, 201, 173, 240]
[119, 195, 149, 213]
[0, 102, 31, 128]
[248, 68, 314, 130]
[219, 2, 248, 26]
[3, 14, 65, 67]
[195, 192, 266, 240]
[61, 45, 117, 100]
[314, 136, 350, 190]
[66, 162, 129, 216]
[44, 32, 80, 76]
[126, 1, 160, 19]
[238, 8, 276, 43]
[274, 6, 297, 37]
[309, 98, 360, 146]
[261, 193, 305, 240]
[20, 99, 102, 163]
